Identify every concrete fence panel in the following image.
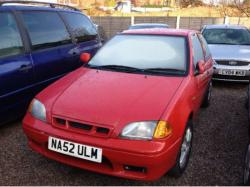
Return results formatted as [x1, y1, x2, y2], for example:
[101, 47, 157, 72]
[92, 16, 131, 39]
[229, 17, 250, 28]
[134, 16, 177, 28]
[179, 17, 190, 29]
[91, 16, 250, 39]
[180, 17, 224, 30]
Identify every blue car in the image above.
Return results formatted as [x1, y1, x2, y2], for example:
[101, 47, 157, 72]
[0, 1, 102, 125]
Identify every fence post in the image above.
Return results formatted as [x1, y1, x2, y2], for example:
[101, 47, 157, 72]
[176, 15, 180, 29]
[131, 16, 135, 25]
[224, 16, 229, 24]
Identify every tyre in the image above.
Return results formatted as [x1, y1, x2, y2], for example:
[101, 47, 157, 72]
[202, 81, 212, 108]
[244, 144, 250, 185]
[168, 121, 193, 177]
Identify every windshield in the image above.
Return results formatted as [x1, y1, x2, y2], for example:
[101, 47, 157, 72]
[88, 35, 187, 75]
[203, 28, 250, 45]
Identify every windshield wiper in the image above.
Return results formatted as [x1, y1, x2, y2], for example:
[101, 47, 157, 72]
[87, 65, 185, 75]
[209, 42, 245, 45]
[88, 64, 143, 73]
[143, 68, 185, 75]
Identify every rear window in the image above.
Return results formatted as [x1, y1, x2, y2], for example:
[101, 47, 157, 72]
[203, 28, 250, 45]
[21, 11, 72, 50]
[61, 12, 97, 43]
[0, 12, 24, 58]
[89, 35, 187, 72]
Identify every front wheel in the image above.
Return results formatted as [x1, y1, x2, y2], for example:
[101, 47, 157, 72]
[168, 121, 193, 177]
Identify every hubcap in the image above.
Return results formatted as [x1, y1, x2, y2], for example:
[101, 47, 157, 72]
[179, 127, 192, 169]
[244, 145, 250, 184]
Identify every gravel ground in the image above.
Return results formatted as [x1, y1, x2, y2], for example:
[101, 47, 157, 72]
[0, 82, 249, 186]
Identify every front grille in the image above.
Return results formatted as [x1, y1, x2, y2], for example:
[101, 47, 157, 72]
[53, 117, 111, 137]
[69, 121, 92, 131]
[96, 127, 110, 134]
[216, 60, 250, 66]
[55, 118, 66, 125]
[213, 74, 250, 81]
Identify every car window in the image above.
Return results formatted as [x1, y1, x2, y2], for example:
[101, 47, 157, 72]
[0, 12, 24, 58]
[21, 11, 72, 50]
[61, 12, 98, 43]
[202, 28, 250, 45]
[89, 35, 187, 72]
[191, 34, 204, 67]
[198, 34, 211, 60]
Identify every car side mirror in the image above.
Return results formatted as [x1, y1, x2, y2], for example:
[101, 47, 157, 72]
[197, 60, 205, 74]
[80, 53, 91, 64]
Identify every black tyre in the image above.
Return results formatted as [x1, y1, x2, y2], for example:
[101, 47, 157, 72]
[168, 121, 193, 177]
[244, 144, 250, 185]
[202, 81, 212, 108]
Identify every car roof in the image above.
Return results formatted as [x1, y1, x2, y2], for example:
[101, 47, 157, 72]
[203, 24, 248, 30]
[123, 28, 197, 36]
[0, 4, 80, 13]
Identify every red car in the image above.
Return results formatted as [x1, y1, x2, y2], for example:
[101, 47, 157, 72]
[23, 29, 213, 181]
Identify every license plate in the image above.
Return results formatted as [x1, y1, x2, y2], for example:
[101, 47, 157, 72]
[48, 137, 102, 163]
[219, 69, 246, 76]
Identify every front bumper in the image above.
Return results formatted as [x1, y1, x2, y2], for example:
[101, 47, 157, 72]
[22, 113, 181, 181]
[213, 64, 250, 82]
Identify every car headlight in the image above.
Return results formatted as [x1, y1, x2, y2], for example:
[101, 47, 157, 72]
[29, 99, 47, 122]
[120, 121, 172, 140]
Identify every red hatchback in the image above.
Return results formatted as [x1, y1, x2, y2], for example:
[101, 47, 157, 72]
[23, 29, 213, 181]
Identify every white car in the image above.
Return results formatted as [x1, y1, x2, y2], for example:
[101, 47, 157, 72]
[202, 25, 250, 82]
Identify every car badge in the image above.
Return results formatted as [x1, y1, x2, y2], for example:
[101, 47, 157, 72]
[229, 61, 237, 65]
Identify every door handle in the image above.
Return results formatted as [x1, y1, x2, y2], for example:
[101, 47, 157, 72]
[19, 64, 32, 72]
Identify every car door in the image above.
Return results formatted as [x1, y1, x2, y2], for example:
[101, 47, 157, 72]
[19, 10, 80, 87]
[0, 11, 34, 123]
[60, 12, 101, 58]
[191, 33, 208, 112]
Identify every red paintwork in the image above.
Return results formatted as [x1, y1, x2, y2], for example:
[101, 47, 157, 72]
[123, 28, 196, 36]
[22, 29, 213, 181]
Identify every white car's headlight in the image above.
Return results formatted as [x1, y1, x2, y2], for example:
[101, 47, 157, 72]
[120, 121, 172, 140]
[29, 99, 47, 122]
